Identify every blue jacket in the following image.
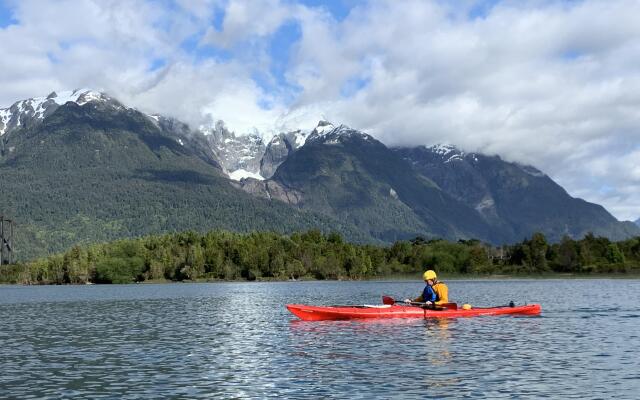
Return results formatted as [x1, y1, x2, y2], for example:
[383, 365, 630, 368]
[421, 284, 437, 303]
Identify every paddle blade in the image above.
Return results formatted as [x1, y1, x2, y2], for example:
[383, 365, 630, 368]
[382, 296, 397, 305]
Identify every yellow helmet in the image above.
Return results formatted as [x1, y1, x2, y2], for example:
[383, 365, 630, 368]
[423, 270, 437, 280]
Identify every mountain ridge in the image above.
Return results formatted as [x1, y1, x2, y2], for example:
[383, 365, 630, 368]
[393, 145, 638, 242]
[0, 100, 373, 260]
[2, 89, 637, 260]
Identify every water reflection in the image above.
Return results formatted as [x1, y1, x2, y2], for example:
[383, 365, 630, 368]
[422, 318, 452, 363]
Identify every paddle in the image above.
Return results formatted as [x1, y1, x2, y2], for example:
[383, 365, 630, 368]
[382, 296, 458, 310]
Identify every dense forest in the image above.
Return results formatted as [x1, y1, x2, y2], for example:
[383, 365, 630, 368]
[1, 230, 639, 284]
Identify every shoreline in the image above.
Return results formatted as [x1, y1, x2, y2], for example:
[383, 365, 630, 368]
[3, 272, 640, 286]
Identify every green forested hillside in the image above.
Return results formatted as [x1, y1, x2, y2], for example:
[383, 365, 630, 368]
[0, 102, 371, 260]
[273, 131, 501, 243]
[2, 230, 638, 284]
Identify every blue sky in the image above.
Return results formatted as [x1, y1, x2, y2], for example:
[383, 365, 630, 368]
[0, 0, 639, 220]
[0, 1, 15, 28]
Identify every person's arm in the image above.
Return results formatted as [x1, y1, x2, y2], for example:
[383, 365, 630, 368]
[424, 286, 437, 303]
[412, 286, 436, 303]
[404, 294, 423, 303]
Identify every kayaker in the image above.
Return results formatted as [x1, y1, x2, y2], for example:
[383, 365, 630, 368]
[404, 270, 449, 306]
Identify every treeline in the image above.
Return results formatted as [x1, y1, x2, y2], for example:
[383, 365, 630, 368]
[1, 230, 639, 284]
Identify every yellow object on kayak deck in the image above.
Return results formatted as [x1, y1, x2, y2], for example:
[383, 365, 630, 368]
[462, 304, 472, 310]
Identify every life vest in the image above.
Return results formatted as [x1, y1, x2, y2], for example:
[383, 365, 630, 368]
[431, 281, 449, 304]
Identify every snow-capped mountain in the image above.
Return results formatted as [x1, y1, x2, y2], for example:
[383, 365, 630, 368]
[0, 89, 313, 182]
[200, 120, 267, 180]
[2, 89, 638, 247]
[0, 89, 119, 136]
[201, 120, 312, 181]
[213, 120, 373, 181]
[306, 121, 374, 145]
[423, 143, 547, 178]
[428, 144, 473, 163]
[260, 129, 308, 178]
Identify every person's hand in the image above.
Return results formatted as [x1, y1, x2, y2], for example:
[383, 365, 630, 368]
[404, 299, 412, 304]
[424, 301, 433, 306]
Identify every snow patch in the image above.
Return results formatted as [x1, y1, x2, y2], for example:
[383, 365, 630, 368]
[228, 169, 265, 181]
[307, 121, 375, 145]
[428, 143, 467, 163]
[520, 165, 546, 177]
[431, 144, 458, 156]
[77, 90, 104, 104]
[0, 88, 111, 135]
[33, 89, 101, 113]
[0, 108, 10, 136]
[475, 197, 495, 211]
[313, 121, 335, 136]
[294, 131, 307, 147]
[444, 154, 463, 163]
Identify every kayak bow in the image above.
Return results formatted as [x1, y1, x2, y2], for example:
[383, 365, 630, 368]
[286, 303, 541, 321]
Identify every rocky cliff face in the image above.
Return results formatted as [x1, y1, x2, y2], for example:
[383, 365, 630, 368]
[260, 133, 293, 178]
[259, 129, 309, 178]
[231, 178, 303, 205]
[201, 120, 266, 176]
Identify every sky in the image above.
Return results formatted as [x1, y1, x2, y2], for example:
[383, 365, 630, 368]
[1, 0, 639, 221]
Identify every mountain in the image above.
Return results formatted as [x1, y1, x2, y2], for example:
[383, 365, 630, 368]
[0, 95, 369, 260]
[234, 122, 639, 244]
[237, 123, 504, 243]
[635, 218, 640, 227]
[260, 129, 308, 178]
[394, 145, 640, 242]
[198, 120, 309, 181]
[0, 89, 116, 137]
[2, 90, 637, 260]
[200, 120, 265, 179]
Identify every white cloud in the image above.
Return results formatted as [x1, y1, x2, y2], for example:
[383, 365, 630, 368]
[201, 0, 293, 48]
[0, 0, 283, 134]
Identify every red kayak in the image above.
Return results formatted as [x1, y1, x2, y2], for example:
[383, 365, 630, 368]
[286, 303, 541, 321]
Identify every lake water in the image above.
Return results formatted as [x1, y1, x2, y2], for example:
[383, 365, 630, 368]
[1, 279, 639, 399]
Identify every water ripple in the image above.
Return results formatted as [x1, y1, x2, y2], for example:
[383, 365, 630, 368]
[1, 280, 639, 399]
